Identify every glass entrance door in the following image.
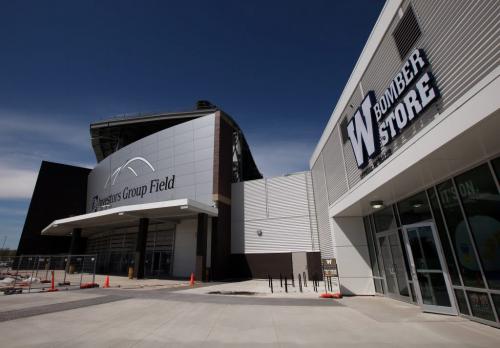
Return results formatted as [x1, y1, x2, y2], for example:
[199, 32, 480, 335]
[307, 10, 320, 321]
[403, 222, 457, 315]
[378, 231, 411, 301]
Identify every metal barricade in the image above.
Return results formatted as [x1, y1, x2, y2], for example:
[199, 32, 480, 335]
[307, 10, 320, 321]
[0, 254, 97, 294]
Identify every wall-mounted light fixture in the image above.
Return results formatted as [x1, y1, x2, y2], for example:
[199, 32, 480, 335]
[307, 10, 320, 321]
[370, 200, 384, 209]
[256, 229, 263, 237]
[411, 200, 423, 208]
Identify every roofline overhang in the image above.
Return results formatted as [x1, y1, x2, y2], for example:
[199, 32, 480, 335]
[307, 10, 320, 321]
[42, 198, 218, 236]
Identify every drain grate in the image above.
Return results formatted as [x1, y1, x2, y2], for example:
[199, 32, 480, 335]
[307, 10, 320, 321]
[207, 291, 256, 296]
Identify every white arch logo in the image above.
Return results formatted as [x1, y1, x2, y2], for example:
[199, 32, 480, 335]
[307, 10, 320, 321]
[104, 157, 156, 188]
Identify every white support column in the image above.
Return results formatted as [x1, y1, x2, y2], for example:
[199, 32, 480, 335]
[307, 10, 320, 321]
[331, 216, 375, 295]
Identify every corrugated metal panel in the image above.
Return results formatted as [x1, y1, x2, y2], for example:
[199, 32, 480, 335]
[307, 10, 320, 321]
[305, 172, 320, 251]
[243, 216, 314, 253]
[311, 155, 334, 258]
[340, 89, 364, 189]
[267, 175, 309, 218]
[242, 179, 267, 220]
[322, 125, 349, 203]
[231, 172, 319, 254]
[317, 0, 499, 210]
[413, 0, 500, 110]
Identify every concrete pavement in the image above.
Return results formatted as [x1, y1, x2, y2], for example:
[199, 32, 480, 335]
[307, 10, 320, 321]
[0, 281, 498, 347]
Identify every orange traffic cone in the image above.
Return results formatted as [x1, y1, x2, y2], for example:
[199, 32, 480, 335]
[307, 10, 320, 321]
[103, 275, 110, 288]
[189, 272, 195, 287]
[47, 270, 58, 292]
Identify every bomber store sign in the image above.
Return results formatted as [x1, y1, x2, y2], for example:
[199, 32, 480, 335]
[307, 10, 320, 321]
[347, 49, 439, 174]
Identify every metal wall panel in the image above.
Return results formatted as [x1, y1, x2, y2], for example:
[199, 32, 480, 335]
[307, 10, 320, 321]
[242, 216, 314, 253]
[323, 125, 349, 203]
[231, 172, 319, 254]
[305, 172, 320, 251]
[311, 156, 334, 258]
[315, 0, 499, 208]
[87, 114, 215, 212]
[241, 179, 267, 221]
[311, 0, 499, 261]
[267, 175, 309, 218]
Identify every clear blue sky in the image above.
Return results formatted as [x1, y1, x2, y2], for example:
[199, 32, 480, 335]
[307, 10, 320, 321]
[0, 0, 385, 249]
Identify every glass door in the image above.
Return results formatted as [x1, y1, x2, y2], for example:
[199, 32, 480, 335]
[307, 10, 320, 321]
[377, 230, 411, 302]
[403, 222, 457, 315]
[379, 235, 398, 297]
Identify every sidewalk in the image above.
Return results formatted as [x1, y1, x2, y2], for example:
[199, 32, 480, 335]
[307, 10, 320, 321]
[179, 279, 338, 298]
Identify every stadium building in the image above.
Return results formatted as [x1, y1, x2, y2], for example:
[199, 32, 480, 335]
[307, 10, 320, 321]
[17, 0, 500, 328]
[18, 101, 321, 282]
[310, 0, 499, 327]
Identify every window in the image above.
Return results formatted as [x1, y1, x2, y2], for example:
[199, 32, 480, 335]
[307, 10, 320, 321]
[427, 188, 462, 286]
[373, 206, 397, 232]
[364, 217, 384, 294]
[397, 191, 432, 225]
[437, 180, 484, 288]
[454, 289, 470, 315]
[364, 217, 380, 277]
[491, 294, 500, 322]
[491, 156, 500, 181]
[455, 164, 500, 290]
[466, 291, 496, 322]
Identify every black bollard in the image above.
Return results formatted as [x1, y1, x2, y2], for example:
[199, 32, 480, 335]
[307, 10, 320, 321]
[270, 277, 273, 293]
[291, 273, 295, 287]
[298, 274, 303, 293]
[280, 273, 283, 287]
[285, 277, 288, 293]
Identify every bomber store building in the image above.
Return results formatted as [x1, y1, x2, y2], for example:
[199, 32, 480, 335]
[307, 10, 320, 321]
[18, 101, 321, 282]
[310, 0, 500, 326]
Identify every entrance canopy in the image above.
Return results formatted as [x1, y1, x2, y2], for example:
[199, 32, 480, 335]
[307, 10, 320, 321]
[42, 198, 218, 237]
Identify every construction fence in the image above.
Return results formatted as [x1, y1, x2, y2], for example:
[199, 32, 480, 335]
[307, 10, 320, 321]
[0, 254, 98, 295]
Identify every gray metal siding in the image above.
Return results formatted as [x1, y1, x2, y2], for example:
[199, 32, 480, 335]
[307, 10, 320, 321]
[315, 0, 499, 208]
[305, 172, 320, 251]
[311, 156, 334, 258]
[311, 0, 499, 260]
[231, 172, 319, 254]
[87, 114, 216, 211]
[324, 125, 350, 203]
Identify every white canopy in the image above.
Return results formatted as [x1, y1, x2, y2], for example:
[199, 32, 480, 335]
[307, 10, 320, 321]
[42, 198, 218, 237]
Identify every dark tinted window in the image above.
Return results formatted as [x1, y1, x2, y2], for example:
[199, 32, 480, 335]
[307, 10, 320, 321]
[437, 180, 484, 288]
[373, 206, 397, 232]
[397, 191, 432, 225]
[466, 291, 496, 322]
[455, 164, 500, 290]
[427, 188, 461, 286]
[364, 217, 381, 278]
[454, 289, 470, 315]
[491, 294, 500, 322]
[491, 157, 500, 182]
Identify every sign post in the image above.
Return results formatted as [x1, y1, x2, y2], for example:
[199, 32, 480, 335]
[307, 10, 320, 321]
[322, 258, 341, 297]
